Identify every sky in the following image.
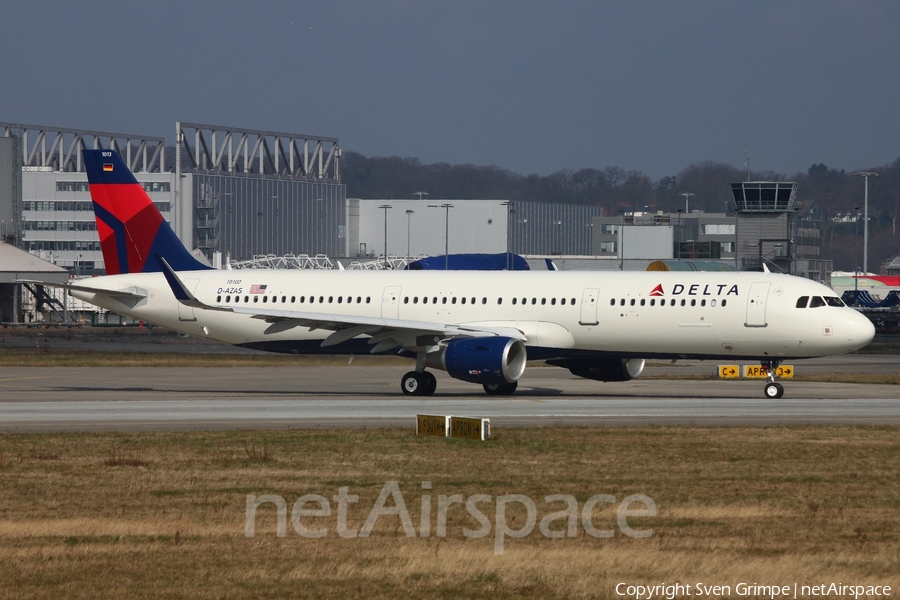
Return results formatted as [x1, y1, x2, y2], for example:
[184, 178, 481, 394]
[1, 1, 898, 180]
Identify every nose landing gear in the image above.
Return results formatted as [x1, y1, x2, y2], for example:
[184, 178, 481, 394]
[761, 360, 784, 399]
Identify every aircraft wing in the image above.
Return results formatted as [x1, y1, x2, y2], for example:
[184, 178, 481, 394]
[157, 258, 526, 353]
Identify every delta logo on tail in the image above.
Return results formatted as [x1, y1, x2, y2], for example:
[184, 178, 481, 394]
[649, 284, 664, 296]
[83, 150, 210, 275]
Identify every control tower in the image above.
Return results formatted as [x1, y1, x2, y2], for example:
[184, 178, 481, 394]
[730, 181, 798, 273]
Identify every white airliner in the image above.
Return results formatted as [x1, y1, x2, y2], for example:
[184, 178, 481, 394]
[36, 150, 877, 399]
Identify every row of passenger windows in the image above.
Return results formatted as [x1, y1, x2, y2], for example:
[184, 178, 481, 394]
[612, 297, 727, 308]
[213, 293, 728, 309]
[796, 296, 844, 308]
[218, 294, 373, 305]
[403, 296, 577, 306]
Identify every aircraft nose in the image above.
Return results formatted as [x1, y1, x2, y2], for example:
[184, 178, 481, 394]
[846, 309, 876, 349]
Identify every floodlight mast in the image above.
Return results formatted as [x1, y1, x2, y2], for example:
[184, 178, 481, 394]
[854, 172, 878, 275]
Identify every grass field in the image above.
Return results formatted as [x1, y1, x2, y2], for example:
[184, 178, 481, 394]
[1, 426, 898, 598]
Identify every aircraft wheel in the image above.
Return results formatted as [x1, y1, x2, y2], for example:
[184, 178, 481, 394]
[764, 382, 784, 399]
[483, 381, 518, 396]
[402, 371, 425, 396]
[423, 372, 437, 396]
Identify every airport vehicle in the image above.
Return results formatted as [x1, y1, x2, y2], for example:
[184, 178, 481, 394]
[39, 150, 876, 398]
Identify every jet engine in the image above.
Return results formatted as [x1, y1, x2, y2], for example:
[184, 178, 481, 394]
[549, 357, 645, 382]
[428, 337, 527, 385]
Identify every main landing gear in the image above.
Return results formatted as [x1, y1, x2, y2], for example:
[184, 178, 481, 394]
[761, 359, 784, 399]
[401, 371, 437, 396]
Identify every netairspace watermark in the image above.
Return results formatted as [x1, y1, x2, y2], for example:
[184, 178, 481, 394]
[616, 582, 892, 600]
[245, 480, 656, 555]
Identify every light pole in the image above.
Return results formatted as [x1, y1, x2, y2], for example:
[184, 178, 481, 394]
[413, 191, 429, 201]
[428, 203, 454, 270]
[854, 206, 860, 291]
[676, 209, 683, 259]
[679, 192, 695, 214]
[854, 171, 878, 275]
[405, 209, 414, 261]
[501, 201, 514, 270]
[378, 204, 392, 268]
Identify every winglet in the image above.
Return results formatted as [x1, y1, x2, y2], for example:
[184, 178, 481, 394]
[158, 256, 199, 304]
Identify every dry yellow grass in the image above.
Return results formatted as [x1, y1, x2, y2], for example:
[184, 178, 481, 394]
[0, 426, 898, 598]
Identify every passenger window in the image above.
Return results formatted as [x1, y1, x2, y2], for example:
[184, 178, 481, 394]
[620, 299, 625, 306]
[796, 296, 809, 308]
[452, 297, 457, 304]
[442, 297, 447, 304]
[531, 298, 537, 305]
[551, 298, 557, 306]
[640, 299, 645, 306]
[253, 296, 259, 303]
[630, 299, 635, 306]
[541, 298, 546, 305]
[412, 297, 418, 304]
[610, 298, 615, 306]
[711, 299, 716, 307]
[217, 295, 222, 303]
[512, 298, 517, 305]
[262, 296, 268, 303]
[700, 299, 706, 307]
[497, 298, 502, 305]
[366, 297, 371, 303]
[291, 296, 296, 303]
[810, 296, 826, 308]
[347, 296, 352, 304]
[680, 299, 686, 306]
[722, 299, 727, 307]
[272, 296, 277, 303]
[690, 299, 696, 306]
[328, 296, 333, 303]
[244, 296, 249, 303]
[461, 297, 466, 304]
[471, 298, 476, 304]
[319, 296, 324, 303]
[423, 297, 428, 304]
[570, 298, 576, 305]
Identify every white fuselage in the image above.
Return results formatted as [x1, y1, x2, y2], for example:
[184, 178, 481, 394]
[70, 269, 874, 361]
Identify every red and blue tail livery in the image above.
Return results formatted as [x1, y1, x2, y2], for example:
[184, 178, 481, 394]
[83, 149, 210, 274]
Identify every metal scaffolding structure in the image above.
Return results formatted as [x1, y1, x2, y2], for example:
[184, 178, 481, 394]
[176, 122, 340, 181]
[1, 122, 166, 173]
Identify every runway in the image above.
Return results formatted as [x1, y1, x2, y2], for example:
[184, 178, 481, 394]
[1, 355, 899, 431]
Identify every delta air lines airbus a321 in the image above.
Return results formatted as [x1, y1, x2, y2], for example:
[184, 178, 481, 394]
[43, 150, 875, 398]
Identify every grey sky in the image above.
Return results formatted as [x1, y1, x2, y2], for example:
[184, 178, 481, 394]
[2, 1, 898, 179]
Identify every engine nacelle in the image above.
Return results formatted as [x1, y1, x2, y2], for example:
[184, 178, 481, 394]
[430, 337, 527, 385]
[550, 357, 645, 382]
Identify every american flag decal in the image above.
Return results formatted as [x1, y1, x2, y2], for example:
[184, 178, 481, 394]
[249, 284, 268, 294]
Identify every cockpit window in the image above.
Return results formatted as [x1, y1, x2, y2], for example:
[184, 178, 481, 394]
[809, 296, 826, 308]
[796, 296, 809, 308]
[825, 296, 844, 307]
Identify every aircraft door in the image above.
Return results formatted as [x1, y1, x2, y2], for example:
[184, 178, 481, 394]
[578, 288, 600, 326]
[745, 282, 770, 327]
[178, 278, 200, 321]
[381, 286, 402, 319]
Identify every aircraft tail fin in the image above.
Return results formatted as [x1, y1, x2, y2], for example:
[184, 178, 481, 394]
[83, 149, 211, 274]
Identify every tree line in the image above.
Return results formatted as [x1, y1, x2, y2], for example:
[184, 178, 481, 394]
[342, 152, 900, 273]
